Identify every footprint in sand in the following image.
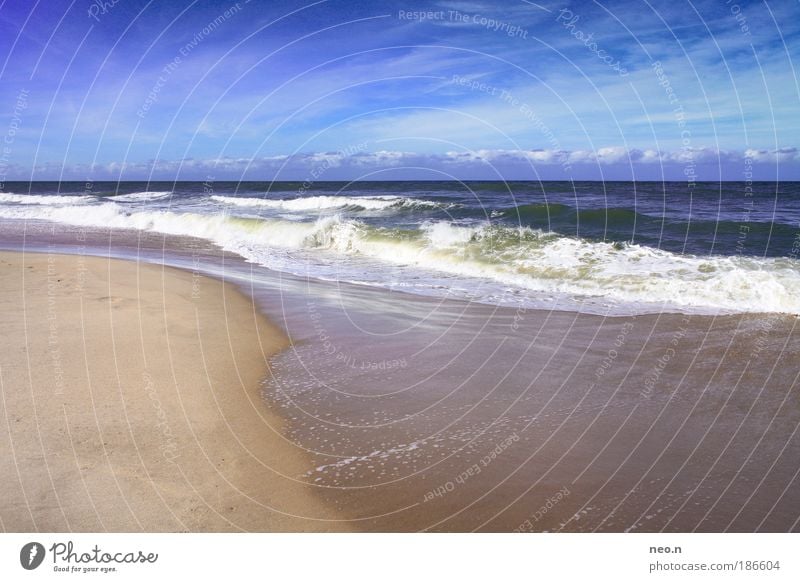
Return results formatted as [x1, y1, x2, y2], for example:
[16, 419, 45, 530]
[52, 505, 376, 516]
[97, 296, 130, 308]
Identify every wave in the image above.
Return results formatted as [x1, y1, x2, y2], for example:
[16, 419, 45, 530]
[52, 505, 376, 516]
[306, 220, 800, 315]
[504, 203, 675, 227]
[106, 191, 172, 202]
[0, 192, 94, 205]
[504, 201, 791, 227]
[210, 194, 446, 212]
[502, 202, 800, 241]
[2, 202, 799, 315]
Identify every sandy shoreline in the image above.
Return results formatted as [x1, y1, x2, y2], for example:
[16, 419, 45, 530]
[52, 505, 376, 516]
[0, 250, 349, 532]
[2, 237, 799, 533]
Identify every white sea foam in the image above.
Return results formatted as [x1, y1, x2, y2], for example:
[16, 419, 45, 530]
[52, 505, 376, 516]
[1, 202, 799, 315]
[107, 191, 172, 202]
[210, 194, 441, 211]
[0, 193, 93, 205]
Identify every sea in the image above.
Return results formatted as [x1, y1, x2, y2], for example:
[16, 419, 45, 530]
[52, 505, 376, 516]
[0, 180, 799, 315]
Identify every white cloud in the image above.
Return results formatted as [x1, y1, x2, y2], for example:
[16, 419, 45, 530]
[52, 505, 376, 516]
[744, 147, 799, 163]
[14, 146, 799, 181]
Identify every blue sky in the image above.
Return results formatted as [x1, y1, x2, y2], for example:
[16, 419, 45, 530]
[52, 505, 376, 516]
[0, 0, 798, 181]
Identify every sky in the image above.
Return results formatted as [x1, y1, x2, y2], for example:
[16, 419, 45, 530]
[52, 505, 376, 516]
[0, 0, 798, 181]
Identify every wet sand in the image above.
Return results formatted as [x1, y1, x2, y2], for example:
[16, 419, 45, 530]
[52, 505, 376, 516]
[264, 279, 800, 532]
[0, 250, 349, 531]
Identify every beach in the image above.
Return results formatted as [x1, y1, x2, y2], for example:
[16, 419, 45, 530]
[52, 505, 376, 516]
[1, 242, 798, 533]
[0, 250, 348, 532]
[0, 181, 799, 533]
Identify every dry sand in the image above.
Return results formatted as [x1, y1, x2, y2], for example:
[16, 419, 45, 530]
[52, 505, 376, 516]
[0, 250, 349, 532]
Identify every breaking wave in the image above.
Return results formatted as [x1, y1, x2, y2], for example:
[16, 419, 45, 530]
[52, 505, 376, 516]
[210, 194, 447, 212]
[0, 193, 94, 205]
[106, 191, 172, 202]
[1, 201, 798, 315]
